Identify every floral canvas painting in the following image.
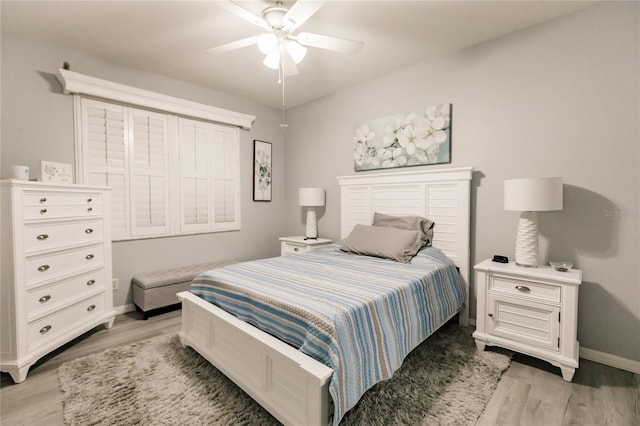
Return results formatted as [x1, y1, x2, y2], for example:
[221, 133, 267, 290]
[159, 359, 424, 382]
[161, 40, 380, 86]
[253, 140, 272, 201]
[353, 103, 451, 171]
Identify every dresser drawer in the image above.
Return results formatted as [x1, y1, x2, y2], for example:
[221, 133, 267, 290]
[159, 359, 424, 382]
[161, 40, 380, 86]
[281, 242, 311, 255]
[23, 192, 102, 220]
[27, 293, 105, 351]
[23, 219, 104, 253]
[25, 244, 104, 286]
[489, 274, 561, 304]
[26, 269, 106, 318]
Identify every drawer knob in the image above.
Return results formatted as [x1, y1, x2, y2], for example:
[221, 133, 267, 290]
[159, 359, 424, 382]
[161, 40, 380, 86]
[86, 279, 96, 286]
[85, 228, 94, 234]
[40, 325, 52, 334]
[87, 207, 93, 212]
[39, 295, 51, 303]
[515, 285, 531, 293]
[87, 304, 96, 312]
[87, 198, 93, 203]
[39, 197, 47, 203]
[37, 264, 50, 272]
[37, 234, 49, 240]
[40, 208, 48, 214]
[85, 254, 94, 260]
[488, 313, 493, 317]
[294, 247, 300, 252]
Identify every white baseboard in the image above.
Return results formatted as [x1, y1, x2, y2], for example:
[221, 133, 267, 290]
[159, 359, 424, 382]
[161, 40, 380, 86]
[579, 347, 640, 375]
[114, 303, 136, 315]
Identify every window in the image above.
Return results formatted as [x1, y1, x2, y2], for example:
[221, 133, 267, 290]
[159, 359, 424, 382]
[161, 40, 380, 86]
[76, 97, 240, 240]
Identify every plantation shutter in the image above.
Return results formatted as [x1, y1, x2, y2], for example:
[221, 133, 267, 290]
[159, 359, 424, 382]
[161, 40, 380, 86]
[80, 98, 130, 239]
[211, 127, 240, 231]
[178, 118, 211, 233]
[129, 108, 170, 237]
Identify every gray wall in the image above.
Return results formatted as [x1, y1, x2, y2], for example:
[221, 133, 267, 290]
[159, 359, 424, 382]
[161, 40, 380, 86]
[1, 34, 287, 307]
[284, 2, 640, 363]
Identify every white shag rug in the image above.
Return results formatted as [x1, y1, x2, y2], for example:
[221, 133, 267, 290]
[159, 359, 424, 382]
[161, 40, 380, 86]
[58, 322, 511, 425]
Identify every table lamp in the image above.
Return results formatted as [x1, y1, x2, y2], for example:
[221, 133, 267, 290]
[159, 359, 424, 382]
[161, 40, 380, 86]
[504, 177, 563, 267]
[299, 187, 325, 240]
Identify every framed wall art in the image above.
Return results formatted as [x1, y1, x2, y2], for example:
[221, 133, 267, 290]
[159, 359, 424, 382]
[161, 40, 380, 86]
[353, 103, 452, 171]
[253, 140, 272, 201]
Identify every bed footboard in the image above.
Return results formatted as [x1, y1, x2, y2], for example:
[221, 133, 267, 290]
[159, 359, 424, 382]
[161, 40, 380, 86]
[178, 291, 333, 426]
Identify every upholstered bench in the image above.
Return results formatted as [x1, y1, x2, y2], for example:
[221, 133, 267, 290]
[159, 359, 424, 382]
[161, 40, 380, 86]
[132, 260, 237, 319]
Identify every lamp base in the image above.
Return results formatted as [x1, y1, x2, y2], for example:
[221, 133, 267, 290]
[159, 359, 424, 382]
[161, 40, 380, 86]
[305, 208, 318, 239]
[515, 211, 539, 267]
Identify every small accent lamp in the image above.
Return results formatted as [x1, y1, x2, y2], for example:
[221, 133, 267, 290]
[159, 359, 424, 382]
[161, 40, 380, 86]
[299, 187, 325, 240]
[504, 177, 563, 267]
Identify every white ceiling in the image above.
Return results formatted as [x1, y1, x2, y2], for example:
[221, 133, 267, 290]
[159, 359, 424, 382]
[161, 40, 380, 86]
[1, 1, 594, 109]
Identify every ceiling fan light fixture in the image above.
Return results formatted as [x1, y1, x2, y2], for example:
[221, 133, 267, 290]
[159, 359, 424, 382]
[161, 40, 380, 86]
[263, 51, 281, 70]
[286, 40, 307, 64]
[257, 33, 278, 55]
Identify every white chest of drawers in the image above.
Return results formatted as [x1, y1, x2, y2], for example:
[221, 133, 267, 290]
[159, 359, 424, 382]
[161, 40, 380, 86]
[1, 180, 116, 383]
[472, 259, 582, 381]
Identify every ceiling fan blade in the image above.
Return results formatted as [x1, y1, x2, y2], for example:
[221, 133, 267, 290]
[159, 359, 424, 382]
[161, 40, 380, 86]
[283, 1, 325, 31]
[206, 36, 259, 54]
[296, 32, 364, 54]
[217, 1, 270, 30]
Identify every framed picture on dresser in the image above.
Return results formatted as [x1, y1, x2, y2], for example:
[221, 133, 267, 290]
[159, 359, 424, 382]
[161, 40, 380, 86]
[253, 140, 272, 201]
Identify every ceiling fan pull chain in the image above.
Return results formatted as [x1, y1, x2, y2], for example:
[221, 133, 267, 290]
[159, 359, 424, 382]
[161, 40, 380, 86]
[280, 51, 288, 129]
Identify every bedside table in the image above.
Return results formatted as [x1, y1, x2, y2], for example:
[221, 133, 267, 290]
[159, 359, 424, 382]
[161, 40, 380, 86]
[472, 259, 582, 381]
[279, 236, 333, 256]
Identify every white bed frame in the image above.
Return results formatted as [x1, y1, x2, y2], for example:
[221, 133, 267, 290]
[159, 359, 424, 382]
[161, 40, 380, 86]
[178, 167, 473, 426]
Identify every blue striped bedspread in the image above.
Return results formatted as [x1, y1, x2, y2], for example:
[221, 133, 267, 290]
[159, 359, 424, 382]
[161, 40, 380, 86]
[191, 244, 465, 425]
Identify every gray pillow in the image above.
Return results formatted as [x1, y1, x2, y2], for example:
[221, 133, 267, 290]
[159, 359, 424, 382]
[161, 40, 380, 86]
[340, 224, 423, 263]
[372, 212, 435, 246]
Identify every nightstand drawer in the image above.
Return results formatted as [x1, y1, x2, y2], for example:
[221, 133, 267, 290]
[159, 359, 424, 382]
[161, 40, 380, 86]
[489, 274, 561, 304]
[282, 242, 310, 255]
[487, 294, 560, 351]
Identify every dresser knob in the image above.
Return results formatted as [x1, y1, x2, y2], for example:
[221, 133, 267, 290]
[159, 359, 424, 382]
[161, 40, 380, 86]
[87, 198, 92, 203]
[39, 295, 51, 303]
[86, 279, 96, 286]
[40, 197, 47, 203]
[87, 304, 96, 312]
[85, 254, 94, 260]
[39, 325, 52, 334]
[87, 207, 93, 212]
[515, 285, 531, 293]
[40, 208, 47, 214]
[37, 265, 50, 272]
[37, 234, 49, 240]
[488, 313, 493, 317]
[85, 228, 94, 234]
[294, 247, 300, 252]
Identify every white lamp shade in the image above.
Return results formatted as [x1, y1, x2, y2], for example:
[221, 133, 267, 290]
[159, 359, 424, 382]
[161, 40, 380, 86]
[286, 40, 307, 64]
[504, 177, 563, 212]
[299, 187, 325, 207]
[263, 51, 280, 70]
[257, 33, 278, 55]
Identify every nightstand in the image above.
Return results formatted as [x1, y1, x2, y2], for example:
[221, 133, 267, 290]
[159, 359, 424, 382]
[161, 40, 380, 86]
[279, 236, 332, 256]
[472, 259, 582, 381]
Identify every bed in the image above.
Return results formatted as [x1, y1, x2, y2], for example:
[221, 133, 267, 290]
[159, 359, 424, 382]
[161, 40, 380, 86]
[178, 167, 473, 426]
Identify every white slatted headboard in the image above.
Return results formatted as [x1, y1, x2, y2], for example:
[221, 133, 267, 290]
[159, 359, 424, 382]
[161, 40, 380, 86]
[337, 167, 473, 325]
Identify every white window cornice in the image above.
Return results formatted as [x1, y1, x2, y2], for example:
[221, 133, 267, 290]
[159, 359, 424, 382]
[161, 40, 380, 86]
[56, 68, 256, 130]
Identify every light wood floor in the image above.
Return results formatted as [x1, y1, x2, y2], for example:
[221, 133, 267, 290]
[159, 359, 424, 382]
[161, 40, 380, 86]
[1, 309, 638, 426]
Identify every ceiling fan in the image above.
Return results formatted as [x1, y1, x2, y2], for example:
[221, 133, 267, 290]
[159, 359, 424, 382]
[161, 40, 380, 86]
[208, 0, 364, 75]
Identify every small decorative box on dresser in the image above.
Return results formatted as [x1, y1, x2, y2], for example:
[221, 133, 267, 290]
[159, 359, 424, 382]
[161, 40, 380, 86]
[279, 236, 332, 256]
[472, 258, 582, 381]
[0, 180, 116, 383]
